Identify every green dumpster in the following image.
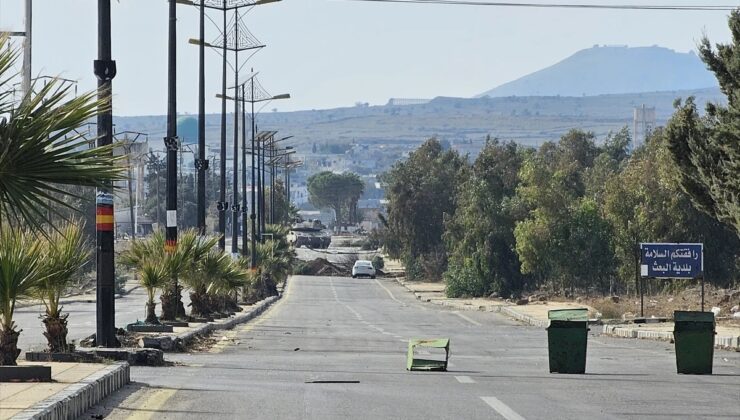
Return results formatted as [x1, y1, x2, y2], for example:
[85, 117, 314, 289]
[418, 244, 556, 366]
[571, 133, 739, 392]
[547, 308, 589, 374]
[673, 311, 715, 375]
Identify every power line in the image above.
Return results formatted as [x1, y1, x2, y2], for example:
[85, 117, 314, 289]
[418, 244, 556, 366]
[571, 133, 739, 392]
[344, 0, 737, 11]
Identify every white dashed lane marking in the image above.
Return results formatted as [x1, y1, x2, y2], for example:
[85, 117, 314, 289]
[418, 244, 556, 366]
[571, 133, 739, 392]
[452, 311, 482, 326]
[454, 375, 475, 383]
[480, 396, 526, 420]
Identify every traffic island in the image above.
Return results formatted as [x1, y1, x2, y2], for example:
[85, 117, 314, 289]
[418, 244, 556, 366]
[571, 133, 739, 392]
[0, 361, 129, 420]
[136, 294, 282, 352]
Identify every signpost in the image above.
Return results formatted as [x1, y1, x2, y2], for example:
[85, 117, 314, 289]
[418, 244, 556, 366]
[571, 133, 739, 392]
[640, 243, 704, 316]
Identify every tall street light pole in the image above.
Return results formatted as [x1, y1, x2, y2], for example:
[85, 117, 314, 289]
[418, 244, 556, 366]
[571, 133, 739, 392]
[241, 83, 249, 256]
[94, 0, 117, 348]
[230, 10, 240, 256]
[196, 0, 207, 235]
[218, 4, 228, 251]
[164, 0, 182, 320]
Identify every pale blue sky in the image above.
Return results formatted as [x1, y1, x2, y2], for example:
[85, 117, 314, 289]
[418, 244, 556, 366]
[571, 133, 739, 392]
[0, 0, 735, 116]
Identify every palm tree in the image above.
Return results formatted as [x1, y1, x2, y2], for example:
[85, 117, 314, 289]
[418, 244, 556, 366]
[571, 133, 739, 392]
[181, 237, 222, 318]
[0, 227, 46, 365]
[207, 256, 248, 314]
[0, 35, 124, 231]
[122, 229, 218, 321]
[34, 222, 90, 352]
[120, 231, 169, 324]
[139, 261, 169, 324]
[243, 239, 293, 304]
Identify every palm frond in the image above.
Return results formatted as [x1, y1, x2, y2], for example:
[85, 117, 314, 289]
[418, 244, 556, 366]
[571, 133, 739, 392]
[0, 226, 47, 330]
[34, 222, 91, 317]
[0, 36, 126, 231]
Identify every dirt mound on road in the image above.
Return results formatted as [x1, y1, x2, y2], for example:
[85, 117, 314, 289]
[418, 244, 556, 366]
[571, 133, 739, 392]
[296, 258, 346, 276]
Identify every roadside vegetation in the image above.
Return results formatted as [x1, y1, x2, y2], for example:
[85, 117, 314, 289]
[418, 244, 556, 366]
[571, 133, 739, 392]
[380, 16, 740, 300]
[0, 35, 124, 365]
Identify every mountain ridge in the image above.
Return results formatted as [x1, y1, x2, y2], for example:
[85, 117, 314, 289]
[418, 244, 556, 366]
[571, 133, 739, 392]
[478, 45, 717, 98]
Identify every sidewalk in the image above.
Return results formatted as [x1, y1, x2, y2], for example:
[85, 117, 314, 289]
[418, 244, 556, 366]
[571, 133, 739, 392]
[393, 277, 740, 350]
[1, 361, 129, 420]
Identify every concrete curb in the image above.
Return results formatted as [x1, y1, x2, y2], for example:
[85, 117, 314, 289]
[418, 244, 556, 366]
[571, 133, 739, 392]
[11, 362, 130, 420]
[601, 325, 740, 350]
[395, 278, 552, 326]
[142, 294, 281, 351]
[498, 306, 549, 328]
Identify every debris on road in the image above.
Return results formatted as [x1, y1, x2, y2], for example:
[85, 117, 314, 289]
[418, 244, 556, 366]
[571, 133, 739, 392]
[407, 338, 450, 371]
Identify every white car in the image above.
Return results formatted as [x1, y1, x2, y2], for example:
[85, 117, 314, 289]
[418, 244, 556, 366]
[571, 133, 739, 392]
[352, 260, 376, 279]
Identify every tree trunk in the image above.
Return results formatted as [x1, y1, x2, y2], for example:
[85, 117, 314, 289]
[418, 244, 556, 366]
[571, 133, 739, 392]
[0, 327, 21, 366]
[189, 286, 211, 318]
[145, 301, 160, 324]
[42, 313, 72, 353]
[160, 283, 185, 321]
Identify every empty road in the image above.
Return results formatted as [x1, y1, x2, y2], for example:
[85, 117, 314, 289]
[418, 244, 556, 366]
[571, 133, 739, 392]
[81, 275, 740, 419]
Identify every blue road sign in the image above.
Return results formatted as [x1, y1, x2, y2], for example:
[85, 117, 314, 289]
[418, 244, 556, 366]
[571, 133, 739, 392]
[640, 243, 703, 279]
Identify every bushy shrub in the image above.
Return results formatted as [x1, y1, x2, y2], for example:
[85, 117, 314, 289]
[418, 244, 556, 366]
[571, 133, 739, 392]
[371, 255, 385, 271]
[445, 258, 487, 298]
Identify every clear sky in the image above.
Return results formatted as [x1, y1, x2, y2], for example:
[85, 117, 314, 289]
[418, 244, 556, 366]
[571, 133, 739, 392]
[0, 0, 735, 116]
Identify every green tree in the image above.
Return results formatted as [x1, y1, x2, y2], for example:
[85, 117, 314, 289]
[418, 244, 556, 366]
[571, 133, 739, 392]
[513, 130, 617, 292]
[665, 11, 740, 236]
[266, 180, 298, 226]
[307, 171, 364, 226]
[382, 139, 467, 280]
[444, 140, 526, 297]
[603, 130, 740, 291]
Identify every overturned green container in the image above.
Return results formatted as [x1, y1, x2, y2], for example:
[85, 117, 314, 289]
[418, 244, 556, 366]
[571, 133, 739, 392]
[546, 308, 589, 374]
[673, 311, 715, 375]
[407, 338, 450, 371]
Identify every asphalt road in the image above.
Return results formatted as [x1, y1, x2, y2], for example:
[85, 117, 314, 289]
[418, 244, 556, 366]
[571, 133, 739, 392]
[80, 275, 740, 420]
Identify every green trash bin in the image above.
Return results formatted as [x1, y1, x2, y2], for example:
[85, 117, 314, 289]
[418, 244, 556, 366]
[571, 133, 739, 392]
[673, 311, 715, 375]
[547, 308, 589, 374]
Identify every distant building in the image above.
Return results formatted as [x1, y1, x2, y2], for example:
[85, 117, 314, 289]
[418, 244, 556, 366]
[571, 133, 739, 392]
[386, 98, 431, 106]
[633, 105, 656, 149]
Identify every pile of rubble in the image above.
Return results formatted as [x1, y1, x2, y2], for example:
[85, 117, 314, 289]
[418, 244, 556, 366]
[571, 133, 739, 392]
[298, 258, 346, 276]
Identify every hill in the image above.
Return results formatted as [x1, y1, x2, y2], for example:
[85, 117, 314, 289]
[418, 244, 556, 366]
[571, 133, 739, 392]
[478, 45, 717, 98]
[115, 87, 724, 150]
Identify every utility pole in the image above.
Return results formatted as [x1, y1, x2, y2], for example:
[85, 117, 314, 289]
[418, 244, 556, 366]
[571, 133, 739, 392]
[94, 0, 117, 348]
[21, 0, 32, 96]
[164, 0, 181, 318]
[196, 0, 207, 235]
[218, 3, 228, 251]
[231, 9, 241, 256]
[241, 83, 249, 256]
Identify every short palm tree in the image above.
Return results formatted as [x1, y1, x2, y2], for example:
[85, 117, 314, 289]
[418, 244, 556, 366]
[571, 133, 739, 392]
[206, 255, 248, 314]
[120, 231, 169, 324]
[122, 229, 217, 321]
[139, 261, 169, 324]
[0, 227, 46, 365]
[243, 240, 293, 303]
[181, 237, 222, 318]
[34, 223, 90, 352]
[0, 35, 124, 231]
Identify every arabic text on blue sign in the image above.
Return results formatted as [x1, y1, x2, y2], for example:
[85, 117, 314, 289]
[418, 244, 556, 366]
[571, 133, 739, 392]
[640, 243, 703, 279]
